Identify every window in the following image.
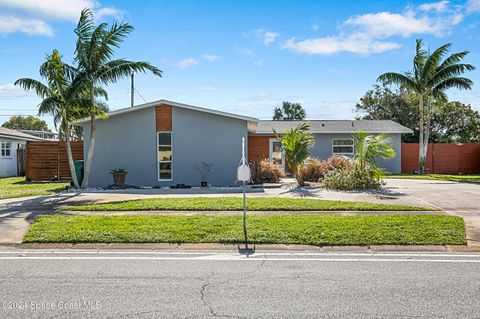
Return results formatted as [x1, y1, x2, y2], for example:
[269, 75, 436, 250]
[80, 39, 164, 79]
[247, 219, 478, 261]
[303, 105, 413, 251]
[157, 132, 172, 180]
[332, 139, 354, 155]
[1, 142, 11, 157]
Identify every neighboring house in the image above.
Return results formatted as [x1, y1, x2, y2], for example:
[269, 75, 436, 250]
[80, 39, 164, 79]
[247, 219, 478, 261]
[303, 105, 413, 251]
[0, 127, 43, 177]
[75, 100, 412, 187]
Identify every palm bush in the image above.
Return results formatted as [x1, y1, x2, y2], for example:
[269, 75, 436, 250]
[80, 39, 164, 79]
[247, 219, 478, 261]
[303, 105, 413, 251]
[274, 122, 314, 184]
[353, 131, 396, 179]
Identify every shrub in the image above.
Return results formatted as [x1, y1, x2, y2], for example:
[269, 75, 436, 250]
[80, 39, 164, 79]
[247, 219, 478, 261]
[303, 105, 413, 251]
[297, 159, 323, 183]
[250, 159, 285, 184]
[322, 168, 383, 191]
[298, 156, 353, 183]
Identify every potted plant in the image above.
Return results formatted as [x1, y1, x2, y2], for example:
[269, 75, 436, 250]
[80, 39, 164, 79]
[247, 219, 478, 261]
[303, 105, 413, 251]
[110, 168, 127, 185]
[195, 161, 212, 187]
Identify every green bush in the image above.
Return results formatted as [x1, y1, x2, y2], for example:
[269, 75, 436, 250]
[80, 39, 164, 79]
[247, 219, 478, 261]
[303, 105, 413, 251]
[322, 168, 384, 190]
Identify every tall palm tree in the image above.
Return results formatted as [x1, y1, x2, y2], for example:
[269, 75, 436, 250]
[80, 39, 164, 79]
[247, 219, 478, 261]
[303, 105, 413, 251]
[15, 50, 83, 188]
[273, 101, 306, 120]
[377, 39, 475, 174]
[274, 122, 314, 184]
[353, 131, 395, 179]
[72, 9, 162, 188]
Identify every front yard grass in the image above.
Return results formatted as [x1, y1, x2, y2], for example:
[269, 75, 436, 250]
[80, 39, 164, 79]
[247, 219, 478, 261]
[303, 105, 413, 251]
[388, 174, 480, 184]
[23, 214, 466, 245]
[0, 177, 68, 199]
[69, 197, 433, 212]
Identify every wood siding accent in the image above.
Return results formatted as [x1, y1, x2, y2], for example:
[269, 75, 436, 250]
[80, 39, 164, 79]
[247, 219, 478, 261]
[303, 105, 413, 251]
[26, 141, 83, 181]
[156, 104, 172, 131]
[401, 143, 480, 174]
[248, 136, 272, 162]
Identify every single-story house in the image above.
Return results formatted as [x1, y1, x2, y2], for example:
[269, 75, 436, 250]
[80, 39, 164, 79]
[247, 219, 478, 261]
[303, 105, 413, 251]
[0, 127, 43, 177]
[75, 100, 412, 187]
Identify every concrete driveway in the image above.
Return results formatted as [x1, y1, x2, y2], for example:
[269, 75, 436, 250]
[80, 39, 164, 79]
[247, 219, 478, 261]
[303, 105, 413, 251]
[0, 178, 479, 244]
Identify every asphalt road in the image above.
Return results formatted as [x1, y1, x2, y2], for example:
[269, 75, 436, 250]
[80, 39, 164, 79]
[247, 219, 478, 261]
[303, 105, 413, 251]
[0, 250, 480, 318]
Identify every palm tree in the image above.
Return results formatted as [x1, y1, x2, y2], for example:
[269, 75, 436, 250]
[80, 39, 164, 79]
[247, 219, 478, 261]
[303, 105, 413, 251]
[353, 131, 395, 179]
[274, 122, 314, 184]
[377, 39, 475, 174]
[15, 50, 83, 188]
[273, 101, 306, 120]
[72, 9, 162, 188]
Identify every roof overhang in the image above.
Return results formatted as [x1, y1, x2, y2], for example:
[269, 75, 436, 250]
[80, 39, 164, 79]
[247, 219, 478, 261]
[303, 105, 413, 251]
[74, 99, 259, 131]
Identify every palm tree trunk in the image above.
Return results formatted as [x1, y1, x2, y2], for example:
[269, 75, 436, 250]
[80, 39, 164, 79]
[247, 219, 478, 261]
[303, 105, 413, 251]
[418, 95, 425, 174]
[64, 121, 79, 189]
[422, 97, 432, 166]
[81, 112, 96, 188]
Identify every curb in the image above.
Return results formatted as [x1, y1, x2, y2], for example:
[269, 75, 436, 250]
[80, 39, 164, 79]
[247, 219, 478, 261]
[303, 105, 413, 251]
[5, 242, 480, 253]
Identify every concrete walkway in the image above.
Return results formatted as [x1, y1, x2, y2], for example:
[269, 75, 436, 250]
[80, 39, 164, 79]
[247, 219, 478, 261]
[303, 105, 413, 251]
[1, 178, 479, 245]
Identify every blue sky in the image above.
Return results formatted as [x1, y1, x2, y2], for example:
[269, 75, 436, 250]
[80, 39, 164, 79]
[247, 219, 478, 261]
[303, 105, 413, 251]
[0, 0, 479, 130]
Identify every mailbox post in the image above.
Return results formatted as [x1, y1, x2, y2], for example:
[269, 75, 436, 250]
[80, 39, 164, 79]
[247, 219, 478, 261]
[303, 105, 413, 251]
[237, 137, 251, 246]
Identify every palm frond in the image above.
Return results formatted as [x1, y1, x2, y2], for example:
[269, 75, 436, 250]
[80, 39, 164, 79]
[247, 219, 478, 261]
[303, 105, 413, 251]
[423, 43, 451, 80]
[377, 72, 416, 91]
[96, 59, 162, 85]
[434, 77, 474, 92]
[14, 78, 51, 98]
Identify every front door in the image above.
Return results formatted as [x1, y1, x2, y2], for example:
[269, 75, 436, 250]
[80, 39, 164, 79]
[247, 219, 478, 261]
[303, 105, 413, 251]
[269, 139, 285, 170]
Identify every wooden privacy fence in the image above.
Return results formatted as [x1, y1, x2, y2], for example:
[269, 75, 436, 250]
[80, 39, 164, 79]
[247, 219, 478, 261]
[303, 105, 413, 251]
[401, 143, 480, 174]
[26, 141, 83, 181]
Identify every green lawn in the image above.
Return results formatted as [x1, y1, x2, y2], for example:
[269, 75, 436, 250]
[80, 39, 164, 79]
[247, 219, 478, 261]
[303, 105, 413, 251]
[388, 174, 480, 184]
[69, 197, 433, 212]
[0, 177, 69, 199]
[24, 214, 466, 245]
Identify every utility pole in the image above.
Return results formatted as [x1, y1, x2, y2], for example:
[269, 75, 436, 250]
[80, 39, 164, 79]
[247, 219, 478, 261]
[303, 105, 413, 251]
[130, 73, 134, 107]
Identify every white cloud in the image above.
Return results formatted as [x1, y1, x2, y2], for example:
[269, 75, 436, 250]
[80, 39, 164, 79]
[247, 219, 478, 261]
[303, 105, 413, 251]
[467, 0, 480, 13]
[0, 0, 121, 36]
[202, 54, 221, 62]
[175, 58, 198, 70]
[283, 2, 465, 55]
[0, 83, 34, 98]
[345, 11, 440, 37]
[420, 0, 449, 12]
[254, 28, 279, 46]
[94, 7, 123, 20]
[311, 22, 319, 31]
[283, 34, 401, 55]
[0, 0, 120, 21]
[253, 60, 264, 66]
[239, 49, 254, 57]
[0, 16, 53, 36]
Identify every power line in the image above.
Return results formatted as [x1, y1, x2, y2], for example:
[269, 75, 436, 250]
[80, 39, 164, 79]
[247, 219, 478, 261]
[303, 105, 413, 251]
[135, 88, 147, 103]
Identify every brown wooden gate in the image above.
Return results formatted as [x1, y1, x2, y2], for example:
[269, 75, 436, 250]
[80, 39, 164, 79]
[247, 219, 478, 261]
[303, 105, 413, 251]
[16, 147, 26, 176]
[26, 141, 83, 181]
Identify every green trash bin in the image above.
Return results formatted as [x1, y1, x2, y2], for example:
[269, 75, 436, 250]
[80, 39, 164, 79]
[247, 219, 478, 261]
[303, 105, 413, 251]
[74, 160, 84, 186]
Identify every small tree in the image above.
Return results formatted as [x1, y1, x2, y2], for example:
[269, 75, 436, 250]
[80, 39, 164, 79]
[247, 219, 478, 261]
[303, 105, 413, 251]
[274, 122, 314, 184]
[2, 115, 50, 132]
[353, 131, 395, 179]
[273, 101, 306, 120]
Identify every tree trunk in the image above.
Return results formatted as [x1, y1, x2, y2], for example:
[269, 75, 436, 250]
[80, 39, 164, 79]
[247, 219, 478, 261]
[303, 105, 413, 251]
[418, 95, 425, 174]
[422, 97, 432, 164]
[81, 113, 96, 188]
[64, 123, 79, 188]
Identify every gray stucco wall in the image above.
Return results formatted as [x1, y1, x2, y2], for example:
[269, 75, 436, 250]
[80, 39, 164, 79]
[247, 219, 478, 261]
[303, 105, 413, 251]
[172, 107, 247, 186]
[82, 106, 248, 187]
[309, 133, 402, 173]
[83, 107, 157, 187]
